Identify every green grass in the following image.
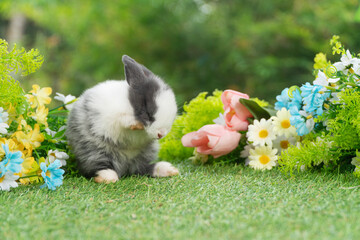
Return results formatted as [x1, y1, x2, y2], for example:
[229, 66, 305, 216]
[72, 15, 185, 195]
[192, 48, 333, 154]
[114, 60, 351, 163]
[1, 162, 360, 240]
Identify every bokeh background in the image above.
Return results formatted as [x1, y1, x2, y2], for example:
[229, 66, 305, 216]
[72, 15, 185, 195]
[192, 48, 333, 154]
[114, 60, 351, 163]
[1, 0, 360, 105]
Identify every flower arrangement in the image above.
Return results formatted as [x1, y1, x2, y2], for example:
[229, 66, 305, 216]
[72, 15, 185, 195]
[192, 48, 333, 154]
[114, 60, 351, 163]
[161, 36, 360, 178]
[0, 39, 75, 191]
[3, 34, 360, 192]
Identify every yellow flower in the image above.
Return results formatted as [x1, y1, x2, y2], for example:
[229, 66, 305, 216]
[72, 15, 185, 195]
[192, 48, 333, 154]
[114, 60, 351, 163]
[27, 84, 52, 109]
[313, 53, 329, 70]
[3, 103, 17, 124]
[13, 124, 44, 150]
[28, 105, 49, 127]
[16, 116, 32, 132]
[0, 138, 26, 158]
[18, 157, 43, 184]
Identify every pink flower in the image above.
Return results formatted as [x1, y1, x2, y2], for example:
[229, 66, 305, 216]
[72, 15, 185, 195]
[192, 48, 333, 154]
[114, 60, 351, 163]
[181, 124, 241, 158]
[221, 90, 253, 131]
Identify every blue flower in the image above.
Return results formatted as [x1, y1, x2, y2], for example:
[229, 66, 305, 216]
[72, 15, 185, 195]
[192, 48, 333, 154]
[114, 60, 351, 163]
[40, 160, 65, 190]
[275, 88, 291, 110]
[289, 106, 314, 136]
[288, 89, 303, 110]
[0, 144, 23, 177]
[300, 83, 330, 116]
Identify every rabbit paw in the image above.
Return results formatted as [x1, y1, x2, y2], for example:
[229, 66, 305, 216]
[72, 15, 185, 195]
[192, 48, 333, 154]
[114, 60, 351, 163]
[130, 121, 144, 130]
[94, 169, 119, 183]
[152, 161, 179, 177]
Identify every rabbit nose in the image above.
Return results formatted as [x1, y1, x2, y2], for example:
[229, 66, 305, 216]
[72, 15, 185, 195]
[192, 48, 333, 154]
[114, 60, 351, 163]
[157, 133, 163, 139]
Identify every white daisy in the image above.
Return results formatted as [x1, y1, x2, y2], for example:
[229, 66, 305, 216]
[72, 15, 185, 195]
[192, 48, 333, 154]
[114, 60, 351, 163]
[272, 135, 298, 155]
[248, 145, 278, 170]
[46, 149, 69, 166]
[54, 93, 76, 110]
[271, 108, 297, 138]
[0, 172, 19, 191]
[247, 118, 276, 146]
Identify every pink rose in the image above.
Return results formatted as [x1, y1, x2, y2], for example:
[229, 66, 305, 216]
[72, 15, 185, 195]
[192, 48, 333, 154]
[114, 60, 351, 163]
[221, 90, 253, 131]
[181, 124, 241, 158]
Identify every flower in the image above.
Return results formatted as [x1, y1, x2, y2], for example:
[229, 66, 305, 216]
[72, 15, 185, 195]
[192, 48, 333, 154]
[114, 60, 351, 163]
[0, 107, 9, 123]
[275, 88, 291, 110]
[313, 53, 329, 70]
[246, 119, 276, 146]
[240, 144, 253, 159]
[271, 108, 296, 138]
[221, 90, 253, 131]
[313, 71, 340, 87]
[289, 106, 315, 136]
[18, 157, 42, 184]
[0, 108, 9, 134]
[0, 144, 24, 177]
[248, 145, 278, 170]
[0, 122, 9, 135]
[0, 138, 27, 158]
[272, 135, 298, 154]
[333, 50, 360, 74]
[300, 82, 330, 116]
[54, 93, 76, 110]
[27, 84, 52, 109]
[28, 105, 49, 127]
[213, 113, 226, 126]
[0, 172, 19, 191]
[288, 89, 302, 110]
[46, 149, 69, 166]
[181, 124, 241, 158]
[13, 124, 44, 149]
[40, 160, 65, 190]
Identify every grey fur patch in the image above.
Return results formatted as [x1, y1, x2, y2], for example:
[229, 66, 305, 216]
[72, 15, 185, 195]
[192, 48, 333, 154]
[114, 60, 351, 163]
[66, 93, 159, 178]
[123, 55, 160, 125]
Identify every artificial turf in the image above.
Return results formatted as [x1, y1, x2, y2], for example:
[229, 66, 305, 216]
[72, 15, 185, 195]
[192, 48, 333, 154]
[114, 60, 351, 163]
[1, 162, 360, 240]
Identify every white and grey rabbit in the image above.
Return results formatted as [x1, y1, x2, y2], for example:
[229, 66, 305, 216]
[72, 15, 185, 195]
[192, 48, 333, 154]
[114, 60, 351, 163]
[66, 55, 179, 183]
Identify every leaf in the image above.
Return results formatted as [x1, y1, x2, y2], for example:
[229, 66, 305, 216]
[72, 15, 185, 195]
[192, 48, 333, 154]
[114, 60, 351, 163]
[240, 98, 272, 120]
[54, 129, 66, 138]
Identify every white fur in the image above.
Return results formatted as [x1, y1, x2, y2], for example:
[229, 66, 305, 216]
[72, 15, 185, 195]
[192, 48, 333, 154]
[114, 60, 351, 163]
[83, 80, 150, 147]
[145, 87, 177, 139]
[152, 161, 179, 177]
[94, 169, 119, 183]
[81, 79, 177, 143]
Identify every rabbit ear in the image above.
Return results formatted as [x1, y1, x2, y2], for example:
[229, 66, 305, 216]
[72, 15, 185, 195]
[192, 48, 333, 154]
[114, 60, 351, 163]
[122, 55, 146, 87]
[140, 64, 154, 77]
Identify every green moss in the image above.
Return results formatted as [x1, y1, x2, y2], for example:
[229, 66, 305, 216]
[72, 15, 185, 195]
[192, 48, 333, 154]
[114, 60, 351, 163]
[159, 90, 224, 161]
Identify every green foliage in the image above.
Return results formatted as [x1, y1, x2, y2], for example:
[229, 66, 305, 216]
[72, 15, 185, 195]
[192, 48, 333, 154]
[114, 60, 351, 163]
[1, 0, 360, 102]
[159, 90, 223, 161]
[325, 89, 360, 150]
[240, 98, 271, 120]
[0, 38, 43, 111]
[279, 138, 340, 176]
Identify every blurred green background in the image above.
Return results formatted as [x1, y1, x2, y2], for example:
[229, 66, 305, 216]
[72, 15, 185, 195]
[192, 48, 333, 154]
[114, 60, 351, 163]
[0, 0, 360, 105]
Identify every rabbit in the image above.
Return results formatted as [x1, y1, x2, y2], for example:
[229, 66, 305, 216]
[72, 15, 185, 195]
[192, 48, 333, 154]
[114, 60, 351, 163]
[66, 55, 179, 183]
